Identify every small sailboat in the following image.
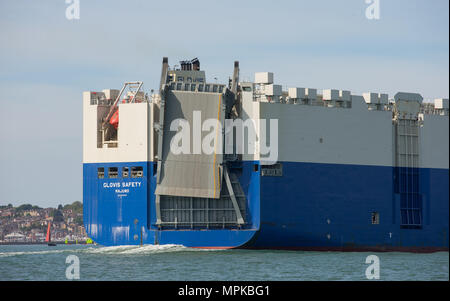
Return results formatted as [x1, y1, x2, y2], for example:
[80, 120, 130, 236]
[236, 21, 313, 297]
[46, 222, 56, 246]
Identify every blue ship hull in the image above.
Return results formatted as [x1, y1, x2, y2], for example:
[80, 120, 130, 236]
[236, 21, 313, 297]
[83, 161, 449, 251]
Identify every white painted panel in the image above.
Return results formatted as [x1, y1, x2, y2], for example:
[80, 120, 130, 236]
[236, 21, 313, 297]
[118, 103, 148, 160]
[83, 95, 149, 163]
[241, 92, 260, 162]
[259, 100, 394, 167]
[420, 114, 449, 169]
[83, 92, 97, 163]
[148, 101, 158, 161]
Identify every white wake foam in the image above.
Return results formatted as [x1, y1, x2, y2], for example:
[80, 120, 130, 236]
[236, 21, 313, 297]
[0, 244, 222, 257]
[0, 249, 67, 257]
[82, 244, 189, 255]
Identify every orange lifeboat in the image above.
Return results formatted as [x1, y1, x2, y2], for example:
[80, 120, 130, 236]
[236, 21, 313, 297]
[109, 109, 119, 129]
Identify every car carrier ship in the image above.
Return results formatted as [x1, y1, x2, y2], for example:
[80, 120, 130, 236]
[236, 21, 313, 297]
[83, 57, 449, 251]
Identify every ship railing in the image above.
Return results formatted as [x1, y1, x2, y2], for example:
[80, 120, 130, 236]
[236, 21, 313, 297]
[420, 103, 449, 116]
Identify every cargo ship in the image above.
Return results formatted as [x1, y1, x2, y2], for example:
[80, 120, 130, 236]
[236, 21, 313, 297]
[83, 57, 449, 251]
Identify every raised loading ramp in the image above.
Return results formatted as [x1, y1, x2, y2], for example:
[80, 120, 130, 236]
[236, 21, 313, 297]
[154, 70, 246, 228]
[155, 90, 224, 199]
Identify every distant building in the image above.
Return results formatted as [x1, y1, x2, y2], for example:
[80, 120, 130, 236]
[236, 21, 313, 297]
[77, 226, 87, 236]
[23, 210, 39, 217]
[20, 221, 32, 228]
[34, 233, 45, 242]
[1, 211, 13, 217]
[4, 232, 26, 242]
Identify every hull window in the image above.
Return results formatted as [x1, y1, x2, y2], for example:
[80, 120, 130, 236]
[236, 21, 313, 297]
[108, 167, 118, 178]
[97, 167, 105, 179]
[371, 212, 380, 224]
[131, 166, 143, 178]
[122, 167, 129, 178]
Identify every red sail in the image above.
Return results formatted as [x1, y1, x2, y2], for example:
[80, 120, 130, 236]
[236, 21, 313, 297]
[45, 222, 51, 242]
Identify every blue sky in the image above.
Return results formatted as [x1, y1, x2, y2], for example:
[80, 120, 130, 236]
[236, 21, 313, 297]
[0, 0, 448, 208]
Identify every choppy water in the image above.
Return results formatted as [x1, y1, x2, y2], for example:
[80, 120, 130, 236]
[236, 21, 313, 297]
[0, 244, 448, 281]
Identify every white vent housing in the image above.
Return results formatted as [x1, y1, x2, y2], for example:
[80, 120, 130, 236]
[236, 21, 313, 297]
[435, 98, 449, 109]
[254, 72, 274, 84]
[324, 89, 351, 101]
[288, 87, 305, 99]
[264, 84, 282, 96]
[363, 92, 389, 104]
[305, 88, 317, 100]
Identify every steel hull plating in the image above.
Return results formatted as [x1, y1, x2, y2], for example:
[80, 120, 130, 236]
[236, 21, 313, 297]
[253, 161, 448, 251]
[83, 161, 449, 251]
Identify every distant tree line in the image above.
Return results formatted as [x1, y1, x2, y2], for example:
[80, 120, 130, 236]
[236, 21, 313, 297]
[8, 204, 43, 211]
[1, 201, 82, 212]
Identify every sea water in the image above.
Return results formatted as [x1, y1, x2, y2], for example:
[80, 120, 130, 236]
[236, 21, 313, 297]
[0, 244, 448, 281]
